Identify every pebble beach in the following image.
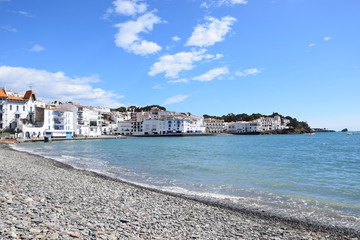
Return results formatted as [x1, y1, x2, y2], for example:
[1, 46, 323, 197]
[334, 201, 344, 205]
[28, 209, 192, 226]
[0, 143, 358, 240]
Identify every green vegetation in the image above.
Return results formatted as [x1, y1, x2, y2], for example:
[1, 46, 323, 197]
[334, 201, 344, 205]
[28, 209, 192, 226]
[111, 105, 166, 112]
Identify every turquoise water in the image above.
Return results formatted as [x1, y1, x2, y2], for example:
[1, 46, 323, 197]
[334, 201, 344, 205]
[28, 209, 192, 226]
[14, 133, 360, 230]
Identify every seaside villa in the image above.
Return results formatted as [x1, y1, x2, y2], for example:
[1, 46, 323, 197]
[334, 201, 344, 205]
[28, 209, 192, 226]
[0, 88, 45, 132]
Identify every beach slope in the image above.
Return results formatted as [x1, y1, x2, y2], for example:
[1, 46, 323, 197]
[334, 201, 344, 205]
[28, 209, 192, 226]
[0, 144, 357, 239]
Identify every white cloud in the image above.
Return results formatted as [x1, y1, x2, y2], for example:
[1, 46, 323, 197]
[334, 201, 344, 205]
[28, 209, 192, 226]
[18, 10, 32, 17]
[108, 0, 147, 16]
[0, 66, 124, 107]
[29, 44, 45, 52]
[168, 78, 189, 84]
[235, 68, 261, 77]
[193, 66, 229, 82]
[1, 25, 17, 32]
[152, 84, 163, 89]
[163, 94, 190, 105]
[324, 37, 331, 41]
[186, 16, 236, 47]
[114, 12, 163, 55]
[201, 0, 247, 8]
[148, 49, 219, 78]
[172, 36, 181, 41]
[308, 43, 315, 47]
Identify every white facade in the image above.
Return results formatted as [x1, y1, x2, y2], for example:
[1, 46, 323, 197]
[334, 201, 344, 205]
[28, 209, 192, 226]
[117, 114, 206, 136]
[255, 115, 290, 132]
[117, 120, 143, 135]
[204, 118, 225, 133]
[58, 103, 102, 137]
[34, 107, 74, 138]
[227, 121, 261, 134]
[0, 88, 45, 131]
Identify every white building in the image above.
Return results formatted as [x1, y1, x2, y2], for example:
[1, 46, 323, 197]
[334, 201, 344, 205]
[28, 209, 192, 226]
[0, 88, 45, 131]
[227, 121, 261, 134]
[117, 120, 143, 135]
[204, 118, 225, 133]
[255, 115, 290, 132]
[33, 107, 74, 138]
[58, 103, 103, 137]
[117, 113, 206, 136]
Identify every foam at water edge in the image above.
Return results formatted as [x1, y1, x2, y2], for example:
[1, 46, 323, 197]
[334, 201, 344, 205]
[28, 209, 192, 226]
[9, 143, 360, 232]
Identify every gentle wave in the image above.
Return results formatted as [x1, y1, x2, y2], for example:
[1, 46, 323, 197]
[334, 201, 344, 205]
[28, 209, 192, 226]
[10, 134, 360, 232]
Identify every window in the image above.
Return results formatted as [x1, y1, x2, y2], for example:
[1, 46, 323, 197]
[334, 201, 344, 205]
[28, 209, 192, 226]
[15, 114, 20, 119]
[23, 106, 25, 111]
[10, 105, 12, 111]
[30, 107, 33, 112]
[16, 106, 19, 111]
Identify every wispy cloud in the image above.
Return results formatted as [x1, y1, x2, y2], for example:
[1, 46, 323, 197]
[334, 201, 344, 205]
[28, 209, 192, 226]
[201, 0, 247, 8]
[18, 10, 32, 17]
[0, 66, 125, 107]
[114, 12, 163, 55]
[308, 43, 315, 47]
[193, 66, 229, 82]
[235, 68, 261, 77]
[163, 94, 190, 105]
[324, 36, 331, 41]
[186, 16, 236, 47]
[168, 78, 189, 84]
[152, 84, 164, 89]
[1, 25, 17, 32]
[148, 49, 221, 78]
[29, 44, 45, 52]
[107, 0, 147, 16]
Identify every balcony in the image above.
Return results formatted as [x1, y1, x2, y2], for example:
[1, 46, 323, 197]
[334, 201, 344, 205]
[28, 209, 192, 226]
[54, 111, 65, 118]
[54, 118, 65, 125]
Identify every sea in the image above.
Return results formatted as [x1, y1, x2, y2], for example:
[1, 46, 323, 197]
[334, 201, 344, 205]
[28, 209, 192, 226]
[13, 132, 360, 232]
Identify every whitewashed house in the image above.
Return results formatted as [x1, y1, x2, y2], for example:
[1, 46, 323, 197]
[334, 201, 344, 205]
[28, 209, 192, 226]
[33, 107, 74, 138]
[255, 115, 290, 132]
[204, 118, 225, 133]
[117, 120, 143, 135]
[0, 88, 45, 132]
[58, 103, 103, 137]
[227, 121, 261, 134]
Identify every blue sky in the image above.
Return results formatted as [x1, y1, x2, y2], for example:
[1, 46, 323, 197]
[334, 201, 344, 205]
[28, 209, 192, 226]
[1, 0, 359, 130]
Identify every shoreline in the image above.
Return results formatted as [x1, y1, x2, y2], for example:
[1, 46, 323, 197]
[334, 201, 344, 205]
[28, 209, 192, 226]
[1, 143, 359, 239]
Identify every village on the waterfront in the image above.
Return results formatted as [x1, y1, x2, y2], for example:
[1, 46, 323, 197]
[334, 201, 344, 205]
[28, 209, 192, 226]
[0, 87, 317, 140]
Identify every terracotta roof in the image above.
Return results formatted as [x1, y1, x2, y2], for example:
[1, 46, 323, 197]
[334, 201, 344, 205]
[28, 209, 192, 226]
[23, 90, 36, 100]
[0, 89, 36, 101]
[0, 89, 7, 98]
[7, 96, 26, 101]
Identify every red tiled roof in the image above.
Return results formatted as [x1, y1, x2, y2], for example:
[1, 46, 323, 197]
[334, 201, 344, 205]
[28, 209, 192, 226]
[0, 89, 35, 101]
[0, 89, 7, 98]
[23, 90, 36, 100]
[7, 96, 26, 101]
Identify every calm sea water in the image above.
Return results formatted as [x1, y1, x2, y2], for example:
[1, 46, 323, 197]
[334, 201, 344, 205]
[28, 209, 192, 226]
[13, 133, 360, 231]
